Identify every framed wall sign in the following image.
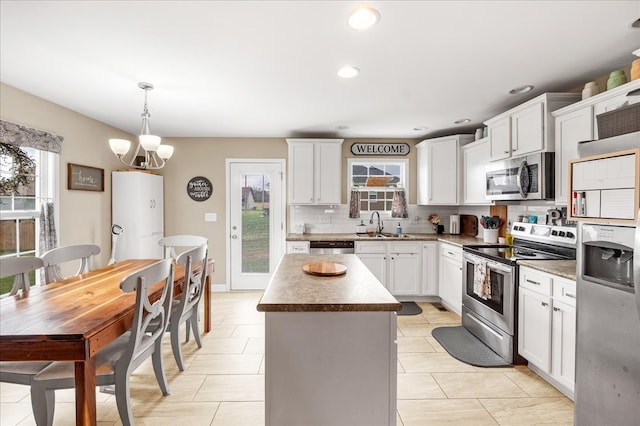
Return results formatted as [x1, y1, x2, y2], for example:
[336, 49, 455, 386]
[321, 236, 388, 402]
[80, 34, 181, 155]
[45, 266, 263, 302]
[187, 176, 213, 201]
[351, 143, 410, 156]
[67, 163, 104, 192]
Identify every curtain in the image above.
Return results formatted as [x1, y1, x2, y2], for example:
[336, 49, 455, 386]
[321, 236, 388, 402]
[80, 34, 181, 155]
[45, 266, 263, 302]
[0, 120, 63, 154]
[391, 188, 408, 218]
[39, 202, 60, 283]
[349, 188, 361, 218]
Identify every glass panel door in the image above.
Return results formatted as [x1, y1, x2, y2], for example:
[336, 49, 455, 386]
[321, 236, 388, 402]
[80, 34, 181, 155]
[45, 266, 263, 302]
[228, 161, 284, 290]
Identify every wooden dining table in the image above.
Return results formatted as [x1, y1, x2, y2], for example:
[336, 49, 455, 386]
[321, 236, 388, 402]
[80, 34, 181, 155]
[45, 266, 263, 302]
[0, 258, 214, 425]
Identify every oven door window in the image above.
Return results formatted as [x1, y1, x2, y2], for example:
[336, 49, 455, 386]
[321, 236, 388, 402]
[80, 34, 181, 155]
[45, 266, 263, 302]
[465, 262, 507, 314]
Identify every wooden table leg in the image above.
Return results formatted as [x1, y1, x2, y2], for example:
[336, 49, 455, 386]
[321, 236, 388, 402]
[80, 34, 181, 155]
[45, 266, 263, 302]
[75, 358, 97, 426]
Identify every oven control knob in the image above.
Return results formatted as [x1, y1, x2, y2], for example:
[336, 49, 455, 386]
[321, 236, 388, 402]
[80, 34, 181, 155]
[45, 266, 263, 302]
[551, 230, 558, 236]
[558, 231, 566, 237]
[566, 232, 574, 238]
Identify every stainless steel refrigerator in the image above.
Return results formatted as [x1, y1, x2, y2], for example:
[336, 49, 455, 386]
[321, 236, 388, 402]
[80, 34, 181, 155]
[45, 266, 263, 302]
[575, 216, 640, 425]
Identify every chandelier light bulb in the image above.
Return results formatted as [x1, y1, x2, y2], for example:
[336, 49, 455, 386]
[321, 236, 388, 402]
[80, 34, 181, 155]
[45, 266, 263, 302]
[109, 138, 131, 156]
[156, 144, 174, 160]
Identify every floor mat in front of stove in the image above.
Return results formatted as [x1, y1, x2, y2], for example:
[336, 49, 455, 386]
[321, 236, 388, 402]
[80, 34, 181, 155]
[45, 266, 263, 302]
[431, 326, 511, 368]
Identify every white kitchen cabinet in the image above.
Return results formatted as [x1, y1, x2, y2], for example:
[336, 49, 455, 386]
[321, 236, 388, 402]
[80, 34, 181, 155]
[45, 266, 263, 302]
[461, 137, 491, 205]
[416, 134, 474, 205]
[388, 244, 421, 296]
[438, 243, 463, 315]
[287, 139, 343, 205]
[357, 252, 387, 285]
[518, 266, 576, 399]
[112, 171, 164, 260]
[552, 106, 594, 205]
[421, 242, 438, 296]
[286, 241, 310, 254]
[356, 241, 422, 296]
[551, 299, 576, 393]
[484, 93, 580, 161]
[511, 101, 544, 155]
[518, 286, 552, 371]
[488, 116, 511, 160]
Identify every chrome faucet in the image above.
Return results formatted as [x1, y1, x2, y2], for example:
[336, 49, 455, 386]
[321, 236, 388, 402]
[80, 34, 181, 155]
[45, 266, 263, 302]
[369, 211, 384, 234]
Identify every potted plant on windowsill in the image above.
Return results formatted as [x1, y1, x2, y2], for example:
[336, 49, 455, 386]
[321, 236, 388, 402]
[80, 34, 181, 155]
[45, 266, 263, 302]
[0, 143, 35, 195]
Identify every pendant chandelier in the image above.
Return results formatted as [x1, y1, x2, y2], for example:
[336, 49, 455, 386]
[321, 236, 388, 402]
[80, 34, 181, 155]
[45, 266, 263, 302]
[109, 82, 174, 170]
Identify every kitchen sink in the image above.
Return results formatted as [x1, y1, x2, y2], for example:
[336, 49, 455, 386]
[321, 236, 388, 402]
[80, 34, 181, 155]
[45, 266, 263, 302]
[355, 233, 414, 239]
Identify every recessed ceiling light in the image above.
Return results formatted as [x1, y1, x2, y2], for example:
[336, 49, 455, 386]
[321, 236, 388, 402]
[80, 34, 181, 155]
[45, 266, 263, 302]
[454, 119, 471, 125]
[348, 6, 380, 30]
[509, 85, 534, 95]
[337, 66, 360, 78]
[335, 125, 350, 131]
[632, 18, 640, 28]
[413, 126, 428, 131]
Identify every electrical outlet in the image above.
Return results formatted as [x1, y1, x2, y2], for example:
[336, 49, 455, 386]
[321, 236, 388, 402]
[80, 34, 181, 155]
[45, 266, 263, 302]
[320, 215, 332, 224]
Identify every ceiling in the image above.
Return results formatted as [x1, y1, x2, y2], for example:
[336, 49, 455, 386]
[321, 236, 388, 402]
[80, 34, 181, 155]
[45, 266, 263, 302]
[1, 1, 639, 140]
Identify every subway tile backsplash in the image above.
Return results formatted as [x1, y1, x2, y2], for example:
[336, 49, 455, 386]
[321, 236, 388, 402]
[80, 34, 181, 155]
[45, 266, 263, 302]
[289, 202, 571, 235]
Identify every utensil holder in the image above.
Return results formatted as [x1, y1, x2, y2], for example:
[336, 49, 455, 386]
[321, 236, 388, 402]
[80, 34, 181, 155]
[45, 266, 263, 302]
[483, 228, 499, 243]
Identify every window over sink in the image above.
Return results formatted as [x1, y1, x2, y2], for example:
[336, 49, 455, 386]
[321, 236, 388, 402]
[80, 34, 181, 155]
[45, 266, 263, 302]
[348, 159, 408, 213]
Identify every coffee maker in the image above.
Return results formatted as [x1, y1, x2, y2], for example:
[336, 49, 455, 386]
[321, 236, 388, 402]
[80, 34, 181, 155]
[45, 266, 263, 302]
[449, 215, 460, 235]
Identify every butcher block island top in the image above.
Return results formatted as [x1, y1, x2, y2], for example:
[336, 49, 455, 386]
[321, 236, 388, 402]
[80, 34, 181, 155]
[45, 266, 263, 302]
[257, 253, 401, 312]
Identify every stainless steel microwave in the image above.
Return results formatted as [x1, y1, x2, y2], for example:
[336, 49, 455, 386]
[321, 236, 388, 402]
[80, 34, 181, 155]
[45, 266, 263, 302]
[485, 152, 554, 201]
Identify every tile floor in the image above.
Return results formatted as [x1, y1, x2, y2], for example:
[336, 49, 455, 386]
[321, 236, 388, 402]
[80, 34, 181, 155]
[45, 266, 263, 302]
[0, 292, 574, 425]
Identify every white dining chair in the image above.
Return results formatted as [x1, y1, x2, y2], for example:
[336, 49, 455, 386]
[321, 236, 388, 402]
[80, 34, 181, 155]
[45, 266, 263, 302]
[0, 256, 44, 295]
[0, 256, 52, 392]
[40, 244, 101, 284]
[30, 258, 175, 426]
[158, 235, 207, 259]
[166, 244, 208, 371]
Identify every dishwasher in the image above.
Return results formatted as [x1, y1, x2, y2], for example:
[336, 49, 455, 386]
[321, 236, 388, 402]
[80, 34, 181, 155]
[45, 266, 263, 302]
[309, 240, 355, 254]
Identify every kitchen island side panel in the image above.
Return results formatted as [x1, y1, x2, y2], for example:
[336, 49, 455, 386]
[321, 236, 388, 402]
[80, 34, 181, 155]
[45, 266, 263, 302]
[265, 311, 397, 426]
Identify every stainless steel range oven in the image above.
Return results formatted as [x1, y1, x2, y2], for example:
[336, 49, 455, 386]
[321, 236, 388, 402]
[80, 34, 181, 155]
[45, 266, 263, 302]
[462, 222, 577, 364]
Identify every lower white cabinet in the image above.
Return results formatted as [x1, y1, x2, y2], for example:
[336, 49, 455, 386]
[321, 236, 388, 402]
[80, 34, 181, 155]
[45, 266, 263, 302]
[356, 241, 422, 296]
[421, 242, 438, 296]
[518, 266, 576, 399]
[438, 243, 463, 315]
[286, 241, 310, 254]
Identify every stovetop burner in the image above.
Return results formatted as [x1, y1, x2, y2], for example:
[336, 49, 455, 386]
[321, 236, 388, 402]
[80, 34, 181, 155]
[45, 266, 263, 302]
[463, 221, 577, 265]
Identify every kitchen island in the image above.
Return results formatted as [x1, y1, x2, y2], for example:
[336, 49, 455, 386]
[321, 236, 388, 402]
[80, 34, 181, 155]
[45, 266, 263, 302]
[257, 253, 401, 426]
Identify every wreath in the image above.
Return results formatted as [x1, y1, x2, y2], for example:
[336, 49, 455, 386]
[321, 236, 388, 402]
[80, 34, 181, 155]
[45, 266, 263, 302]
[0, 143, 35, 195]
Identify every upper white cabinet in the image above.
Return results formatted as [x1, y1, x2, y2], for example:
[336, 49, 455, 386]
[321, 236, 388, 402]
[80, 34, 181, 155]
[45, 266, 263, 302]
[287, 139, 343, 205]
[553, 107, 594, 205]
[552, 79, 640, 205]
[484, 93, 580, 161]
[417, 134, 474, 205]
[461, 137, 491, 205]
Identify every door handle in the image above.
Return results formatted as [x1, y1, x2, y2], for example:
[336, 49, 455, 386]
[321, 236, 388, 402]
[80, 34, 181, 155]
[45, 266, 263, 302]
[231, 235, 238, 239]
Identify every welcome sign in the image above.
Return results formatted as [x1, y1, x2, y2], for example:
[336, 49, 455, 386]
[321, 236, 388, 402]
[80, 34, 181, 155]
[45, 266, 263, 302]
[350, 143, 410, 156]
